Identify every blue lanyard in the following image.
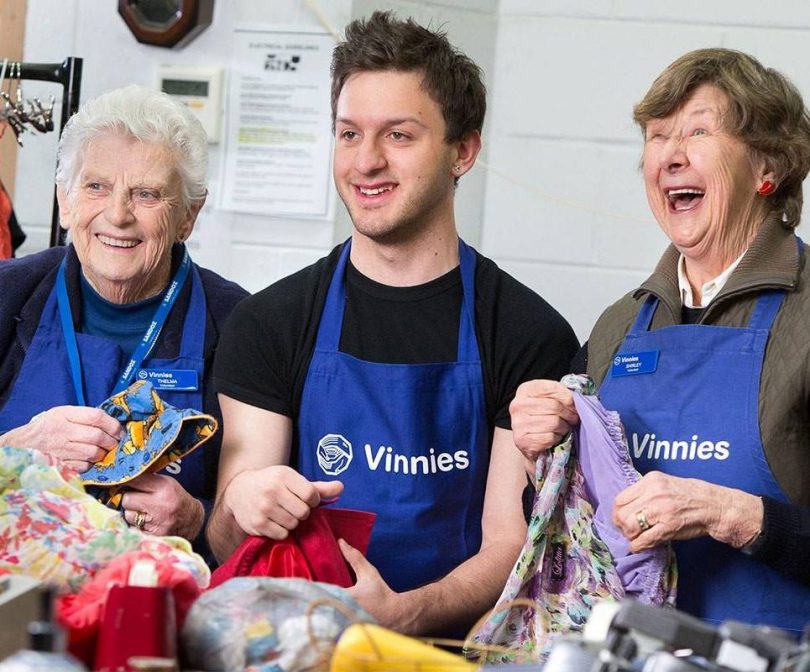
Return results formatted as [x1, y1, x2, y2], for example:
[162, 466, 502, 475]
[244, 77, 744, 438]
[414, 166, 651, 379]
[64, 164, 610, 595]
[55, 248, 192, 406]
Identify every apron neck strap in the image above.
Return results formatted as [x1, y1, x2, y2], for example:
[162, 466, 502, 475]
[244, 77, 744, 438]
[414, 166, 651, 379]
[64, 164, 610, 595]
[177, 264, 205, 359]
[315, 241, 351, 351]
[629, 288, 786, 335]
[456, 239, 479, 362]
[630, 295, 659, 334]
[747, 290, 786, 331]
[56, 259, 87, 406]
[56, 247, 194, 404]
[315, 239, 478, 362]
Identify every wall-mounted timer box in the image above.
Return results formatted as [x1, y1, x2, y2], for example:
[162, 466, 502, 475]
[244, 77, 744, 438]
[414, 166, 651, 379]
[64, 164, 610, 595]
[157, 64, 224, 143]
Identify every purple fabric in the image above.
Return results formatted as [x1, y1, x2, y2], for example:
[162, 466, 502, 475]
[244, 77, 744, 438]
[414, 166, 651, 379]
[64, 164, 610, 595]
[469, 375, 675, 664]
[573, 391, 673, 604]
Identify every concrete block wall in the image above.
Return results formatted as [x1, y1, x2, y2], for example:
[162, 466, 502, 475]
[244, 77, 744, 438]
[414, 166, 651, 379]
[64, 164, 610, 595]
[485, 2, 810, 341]
[13, 1, 810, 337]
[13, 0, 496, 295]
[14, 0, 353, 293]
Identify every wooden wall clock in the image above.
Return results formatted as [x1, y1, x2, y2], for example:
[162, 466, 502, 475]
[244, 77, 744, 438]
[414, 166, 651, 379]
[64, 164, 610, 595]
[118, 0, 215, 49]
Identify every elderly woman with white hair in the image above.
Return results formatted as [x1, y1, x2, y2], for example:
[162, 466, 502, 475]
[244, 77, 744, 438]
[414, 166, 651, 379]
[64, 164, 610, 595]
[0, 85, 247, 555]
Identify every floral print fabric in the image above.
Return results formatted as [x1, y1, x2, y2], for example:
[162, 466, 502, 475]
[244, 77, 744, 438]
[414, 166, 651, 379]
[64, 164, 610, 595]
[0, 446, 209, 593]
[469, 375, 676, 663]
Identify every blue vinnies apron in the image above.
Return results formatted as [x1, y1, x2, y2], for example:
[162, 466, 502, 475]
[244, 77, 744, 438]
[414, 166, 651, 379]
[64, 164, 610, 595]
[0, 262, 209, 500]
[297, 239, 489, 593]
[600, 287, 810, 632]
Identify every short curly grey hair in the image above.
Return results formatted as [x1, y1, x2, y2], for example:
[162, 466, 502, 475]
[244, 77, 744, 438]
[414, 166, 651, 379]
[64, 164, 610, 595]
[56, 84, 208, 212]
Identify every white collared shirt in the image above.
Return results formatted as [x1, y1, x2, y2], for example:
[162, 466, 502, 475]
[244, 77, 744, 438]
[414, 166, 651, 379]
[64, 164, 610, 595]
[678, 251, 746, 308]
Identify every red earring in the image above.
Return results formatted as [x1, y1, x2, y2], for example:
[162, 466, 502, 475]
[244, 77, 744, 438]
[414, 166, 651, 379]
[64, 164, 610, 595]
[757, 180, 776, 196]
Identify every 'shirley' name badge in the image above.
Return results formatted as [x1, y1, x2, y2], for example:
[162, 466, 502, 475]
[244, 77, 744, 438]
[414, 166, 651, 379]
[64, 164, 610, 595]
[611, 350, 659, 377]
[136, 368, 198, 391]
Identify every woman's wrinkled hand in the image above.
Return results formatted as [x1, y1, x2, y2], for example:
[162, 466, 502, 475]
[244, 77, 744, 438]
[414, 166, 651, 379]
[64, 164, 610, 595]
[510, 379, 579, 473]
[0, 405, 123, 472]
[122, 473, 206, 540]
[612, 471, 764, 552]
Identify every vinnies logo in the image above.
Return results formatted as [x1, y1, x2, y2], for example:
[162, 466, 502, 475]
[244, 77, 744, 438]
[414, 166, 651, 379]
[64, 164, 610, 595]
[317, 434, 353, 475]
[631, 432, 730, 461]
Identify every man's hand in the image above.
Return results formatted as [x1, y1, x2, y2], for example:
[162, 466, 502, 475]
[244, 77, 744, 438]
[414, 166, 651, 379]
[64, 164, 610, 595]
[122, 473, 205, 540]
[0, 406, 123, 472]
[612, 471, 764, 552]
[223, 465, 344, 540]
[509, 379, 578, 474]
[340, 539, 417, 632]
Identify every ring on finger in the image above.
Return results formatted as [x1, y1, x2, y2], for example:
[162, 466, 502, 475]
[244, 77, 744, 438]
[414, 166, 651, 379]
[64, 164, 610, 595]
[635, 509, 652, 532]
[134, 510, 147, 531]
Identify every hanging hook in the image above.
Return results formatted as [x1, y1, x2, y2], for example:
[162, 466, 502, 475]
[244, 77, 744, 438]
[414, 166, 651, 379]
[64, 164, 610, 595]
[26, 96, 55, 133]
[13, 61, 22, 107]
[0, 61, 57, 145]
[0, 62, 27, 146]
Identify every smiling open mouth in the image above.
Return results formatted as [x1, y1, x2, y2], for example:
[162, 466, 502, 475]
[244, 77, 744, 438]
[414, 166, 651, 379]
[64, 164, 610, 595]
[667, 188, 705, 212]
[97, 234, 139, 248]
[357, 184, 395, 197]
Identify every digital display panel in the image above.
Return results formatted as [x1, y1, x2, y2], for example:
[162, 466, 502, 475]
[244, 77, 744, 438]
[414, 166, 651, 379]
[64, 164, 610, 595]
[161, 78, 209, 97]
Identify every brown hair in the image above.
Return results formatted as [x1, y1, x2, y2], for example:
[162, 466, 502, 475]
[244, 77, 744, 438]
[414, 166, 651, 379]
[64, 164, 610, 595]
[330, 11, 486, 143]
[634, 48, 810, 228]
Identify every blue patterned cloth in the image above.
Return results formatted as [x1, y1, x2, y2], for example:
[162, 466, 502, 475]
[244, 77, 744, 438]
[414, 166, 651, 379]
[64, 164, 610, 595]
[81, 380, 216, 496]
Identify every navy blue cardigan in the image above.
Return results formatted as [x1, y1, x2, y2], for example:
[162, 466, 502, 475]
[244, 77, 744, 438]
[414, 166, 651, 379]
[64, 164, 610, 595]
[0, 244, 248, 561]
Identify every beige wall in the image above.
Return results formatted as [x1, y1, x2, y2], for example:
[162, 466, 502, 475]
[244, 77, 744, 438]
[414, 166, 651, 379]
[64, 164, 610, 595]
[0, 0, 26, 198]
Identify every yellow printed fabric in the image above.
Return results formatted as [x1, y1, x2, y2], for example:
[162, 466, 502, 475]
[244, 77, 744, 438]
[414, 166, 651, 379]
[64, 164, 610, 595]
[81, 380, 217, 506]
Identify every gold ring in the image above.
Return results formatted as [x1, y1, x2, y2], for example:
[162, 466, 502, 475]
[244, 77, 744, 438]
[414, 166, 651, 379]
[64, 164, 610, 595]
[636, 510, 652, 532]
[134, 510, 147, 530]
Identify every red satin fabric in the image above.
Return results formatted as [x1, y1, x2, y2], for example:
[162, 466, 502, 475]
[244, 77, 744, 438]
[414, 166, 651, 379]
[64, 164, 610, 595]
[210, 506, 376, 589]
[0, 182, 13, 260]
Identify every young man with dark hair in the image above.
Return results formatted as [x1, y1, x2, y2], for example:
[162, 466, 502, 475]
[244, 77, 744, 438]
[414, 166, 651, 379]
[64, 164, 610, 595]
[208, 11, 578, 636]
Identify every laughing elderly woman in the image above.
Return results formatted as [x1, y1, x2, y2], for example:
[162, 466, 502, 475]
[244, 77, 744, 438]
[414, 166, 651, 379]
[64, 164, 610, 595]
[0, 85, 247, 556]
[510, 48, 810, 632]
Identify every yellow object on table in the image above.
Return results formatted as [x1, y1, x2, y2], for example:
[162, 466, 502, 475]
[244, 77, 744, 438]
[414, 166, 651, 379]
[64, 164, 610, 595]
[330, 623, 478, 672]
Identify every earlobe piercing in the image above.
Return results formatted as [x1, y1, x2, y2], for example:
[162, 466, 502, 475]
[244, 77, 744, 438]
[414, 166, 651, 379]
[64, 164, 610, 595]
[757, 180, 776, 196]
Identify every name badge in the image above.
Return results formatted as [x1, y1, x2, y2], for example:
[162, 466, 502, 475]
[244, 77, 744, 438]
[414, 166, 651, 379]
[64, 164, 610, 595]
[611, 350, 659, 377]
[136, 368, 199, 391]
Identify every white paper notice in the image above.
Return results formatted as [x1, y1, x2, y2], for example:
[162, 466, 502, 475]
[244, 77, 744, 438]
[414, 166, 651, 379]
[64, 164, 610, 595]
[221, 26, 335, 217]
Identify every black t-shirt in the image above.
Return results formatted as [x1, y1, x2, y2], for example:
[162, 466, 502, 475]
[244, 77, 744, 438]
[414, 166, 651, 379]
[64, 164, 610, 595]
[214, 243, 579, 435]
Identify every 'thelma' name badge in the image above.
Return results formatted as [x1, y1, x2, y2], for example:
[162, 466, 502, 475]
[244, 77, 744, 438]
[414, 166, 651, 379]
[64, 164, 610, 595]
[136, 368, 199, 391]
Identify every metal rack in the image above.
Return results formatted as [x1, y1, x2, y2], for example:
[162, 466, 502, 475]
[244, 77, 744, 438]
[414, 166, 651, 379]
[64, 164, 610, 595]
[4, 57, 83, 247]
